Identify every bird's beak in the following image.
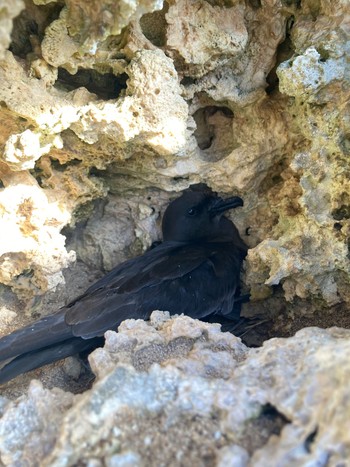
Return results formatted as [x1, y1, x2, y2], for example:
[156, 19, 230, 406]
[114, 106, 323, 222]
[209, 196, 244, 216]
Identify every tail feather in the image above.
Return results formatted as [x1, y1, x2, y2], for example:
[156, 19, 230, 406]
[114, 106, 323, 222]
[0, 310, 72, 362]
[0, 336, 104, 385]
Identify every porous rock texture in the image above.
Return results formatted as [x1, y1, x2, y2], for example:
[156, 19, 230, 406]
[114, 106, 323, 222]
[0, 0, 349, 464]
[1, 312, 350, 466]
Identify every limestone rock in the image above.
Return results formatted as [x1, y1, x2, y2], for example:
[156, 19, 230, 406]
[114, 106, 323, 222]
[0, 0, 24, 60]
[0, 313, 350, 465]
[0, 380, 74, 466]
[41, 0, 164, 72]
[0, 0, 347, 312]
[166, 0, 248, 73]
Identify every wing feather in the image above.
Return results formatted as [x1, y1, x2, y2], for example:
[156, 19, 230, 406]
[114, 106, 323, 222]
[65, 241, 242, 338]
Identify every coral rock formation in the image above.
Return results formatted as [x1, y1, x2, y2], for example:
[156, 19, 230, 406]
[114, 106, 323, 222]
[1, 313, 350, 465]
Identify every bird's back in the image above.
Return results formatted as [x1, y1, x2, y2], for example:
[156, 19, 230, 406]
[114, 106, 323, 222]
[65, 239, 245, 338]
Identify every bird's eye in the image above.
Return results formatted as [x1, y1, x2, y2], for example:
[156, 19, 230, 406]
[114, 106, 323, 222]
[187, 207, 197, 216]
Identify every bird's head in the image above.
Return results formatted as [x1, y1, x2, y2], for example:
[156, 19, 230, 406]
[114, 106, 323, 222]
[162, 183, 244, 243]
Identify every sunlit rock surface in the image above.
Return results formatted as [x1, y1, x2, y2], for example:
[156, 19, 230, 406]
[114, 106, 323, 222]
[0, 313, 349, 466]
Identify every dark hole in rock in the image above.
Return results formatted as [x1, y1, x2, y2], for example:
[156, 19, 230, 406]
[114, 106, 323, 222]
[9, 1, 62, 58]
[238, 403, 290, 454]
[30, 166, 45, 188]
[304, 427, 318, 453]
[281, 0, 301, 6]
[334, 222, 342, 230]
[16, 268, 34, 279]
[88, 166, 107, 180]
[332, 205, 350, 220]
[316, 46, 330, 63]
[55, 69, 128, 100]
[172, 176, 189, 182]
[193, 106, 237, 162]
[247, 0, 262, 8]
[203, 0, 238, 7]
[181, 76, 196, 86]
[272, 174, 283, 184]
[266, 16, 295, 95]
[260, 403, 291, 427]
[50, 157, 82, 172]
[140, 3, 168, 47]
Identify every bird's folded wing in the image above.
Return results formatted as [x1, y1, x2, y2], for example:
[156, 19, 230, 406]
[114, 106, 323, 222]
[116, 244, 218, 293]
[65, 242, 232, 338]
[68, 243, 215, 304]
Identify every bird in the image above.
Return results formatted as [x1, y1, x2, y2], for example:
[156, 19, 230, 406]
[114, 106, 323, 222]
[0, 183, 247, 384]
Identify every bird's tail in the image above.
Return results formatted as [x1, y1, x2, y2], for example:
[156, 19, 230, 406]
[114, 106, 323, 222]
[0, 310, 72, 362]
[0, 336, 104, 385]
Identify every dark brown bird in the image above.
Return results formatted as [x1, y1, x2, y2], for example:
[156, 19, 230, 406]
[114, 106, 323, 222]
[0, 183, 247, 383]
